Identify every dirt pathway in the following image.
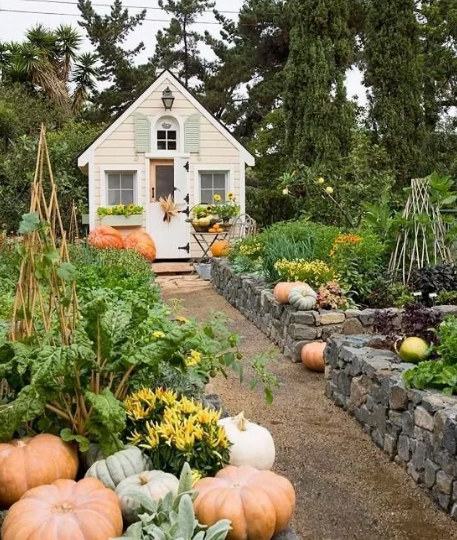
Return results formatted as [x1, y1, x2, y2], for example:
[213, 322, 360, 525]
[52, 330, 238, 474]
[160, 276, 457, 540]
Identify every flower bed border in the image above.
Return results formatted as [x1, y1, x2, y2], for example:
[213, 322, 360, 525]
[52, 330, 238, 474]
[325, 334, 457, 521]
[211, 259, 457, 362]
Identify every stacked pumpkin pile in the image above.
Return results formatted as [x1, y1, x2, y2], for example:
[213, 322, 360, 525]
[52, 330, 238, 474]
[88, 226, 157, 262]
[0, 413, 295, 540]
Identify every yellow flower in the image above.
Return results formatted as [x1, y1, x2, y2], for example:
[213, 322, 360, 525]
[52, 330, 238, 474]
[282, 187, 289, 195]
[175, 315, 189, 324]
[213, 194, 222, 203]
[185, 349, 202, 367]
[227, 192, 235, 200]
[191, 469, 203, 487]
[316, 177, 325, 185]
[325, 186, 334, 195]
[153, 331, 165, 339]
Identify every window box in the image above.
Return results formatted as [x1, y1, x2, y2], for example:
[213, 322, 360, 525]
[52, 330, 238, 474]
[100, 214, 143, 227]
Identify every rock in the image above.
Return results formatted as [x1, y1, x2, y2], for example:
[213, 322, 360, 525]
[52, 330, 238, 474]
[318, 311, 346, 325]
[273, 528, 298, 540]
[402, 410, 415, 437]
[288, 324, 319, 341]
[342, 318, 365, 335]
[424, 459, 439, 489]
[351, 376, 373, 407]
[422, 394, 447, 413]
[451, 503, 457, 521]
[384, 434, 397, 458]
[289, 311, 316, 325]
[389, 383, 408, 411]
[436, 470, 453, 495]
[345, 309, 363, 319]
[358, 309, 377, 326]
[398, 435, 412, 462]
[362, 357, 392, 378]
[415, 406, 434, 431]
[411, 441, 427, 471]
[407, 462, 421, 482]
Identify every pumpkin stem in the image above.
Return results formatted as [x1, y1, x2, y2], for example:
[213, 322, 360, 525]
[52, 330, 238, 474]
[234, 411, 248, 431]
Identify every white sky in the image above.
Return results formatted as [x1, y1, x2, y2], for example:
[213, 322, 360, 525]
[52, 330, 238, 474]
[0, 0, 366, 104]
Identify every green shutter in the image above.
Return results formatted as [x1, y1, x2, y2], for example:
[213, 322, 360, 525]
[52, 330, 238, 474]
[134, 113, 150, 153]
[184, 114, 200, 153]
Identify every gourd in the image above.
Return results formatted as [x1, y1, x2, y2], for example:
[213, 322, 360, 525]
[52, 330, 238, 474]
[82, 442, 105, 470]
[288, 285, 317, 311]
[115, 470, 179, 523]
[273, 282, 305, 304]
[218, 412, 275, 470]
[124, 231, 157, 262]
[0, 434, 79, 508]
[1, 478, 123, 540]
[194, 465, 295, 540]
[211, 240, 230, 258]
[301, 342, 326, 372]
[85, 446, 150, 490]
[88, 225, 124, 249]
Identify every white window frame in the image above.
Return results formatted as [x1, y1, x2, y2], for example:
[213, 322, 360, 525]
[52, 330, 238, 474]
[152, 114, 183, 155]
[194, 164, 235, 205]
[99, 165, 142, 207]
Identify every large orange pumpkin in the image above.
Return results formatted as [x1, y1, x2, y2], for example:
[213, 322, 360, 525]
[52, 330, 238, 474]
[0, 434, 79, 508]
[194, 465, 295, 540]
[124, 231, 156, 262]
[301, 342, 326, 372]
[211, 240, 230, 258]
[273, 282, 305, 304]
[88, 226, 123, 249]
[1, 478, 123, 540]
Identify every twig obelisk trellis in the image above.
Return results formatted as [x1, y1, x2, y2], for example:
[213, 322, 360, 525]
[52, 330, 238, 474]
[388, 177, 453, 284]
[68, 202, 80, 243]
[10, 125, 78, 343]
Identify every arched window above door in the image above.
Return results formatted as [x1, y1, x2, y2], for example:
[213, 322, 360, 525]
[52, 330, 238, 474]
[155, 116, 179, 151]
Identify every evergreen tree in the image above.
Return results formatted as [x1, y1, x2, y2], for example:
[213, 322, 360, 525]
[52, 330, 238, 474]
[283, 0, 356, 168]
[78, 0, 154, 119]
[363, 0, 425, 186]
[153, 0, 215, 87]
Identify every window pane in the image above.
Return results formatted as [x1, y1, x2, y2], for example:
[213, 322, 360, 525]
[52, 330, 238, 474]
[156, 165, 174, 200]
[121, 174, 134, 190]
[214, 174, 226, 189]
[200, 174, 213, 189]
[108, 190, 121, 205]
[158, 140, 167, 150]
[108, 173, 120, 189]
[168, 141, 177, 150]
[121, 190, 134, 205]
[157, 131, 166, 140]
[168, 131, 177, 140]
[200, 189, 213, 204]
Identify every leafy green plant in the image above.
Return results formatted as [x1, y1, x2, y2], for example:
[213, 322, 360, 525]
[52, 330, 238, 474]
[316, 281, 350, 310]
[124, 388, 230, 477]
[112, 463, 231, 540]
[98, 204, 143, 217]
[274, 259, 338, 289]
[260, 237, 316, 283]
[436, 290, 457, 306]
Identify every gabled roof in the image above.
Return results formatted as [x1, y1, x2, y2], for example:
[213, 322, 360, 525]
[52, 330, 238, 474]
[78, 69, 255, 167]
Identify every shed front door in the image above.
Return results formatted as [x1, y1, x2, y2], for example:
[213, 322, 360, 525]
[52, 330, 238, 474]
[148, 158, 190, 259]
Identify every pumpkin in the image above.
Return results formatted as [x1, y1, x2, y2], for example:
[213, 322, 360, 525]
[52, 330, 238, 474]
[301, 342, 326, 372]
[194, 465, 295, 540]
[273, 282, 305, 304]
[288, 285, 317, 311]
[0, 434, 78, 508]
[124, 231, 157, 262]
[88, 225, 124, 249]
[211, 240, 230, 258]
[1, 478, 123, 540]
[218, 412, 275, 470]
[85, 446, 150, 490]
[115, 470, 179, 523]
[82, 443, 105, 470]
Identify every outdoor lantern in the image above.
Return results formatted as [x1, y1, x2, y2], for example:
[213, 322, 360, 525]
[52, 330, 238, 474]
[162, 87, 175, 110]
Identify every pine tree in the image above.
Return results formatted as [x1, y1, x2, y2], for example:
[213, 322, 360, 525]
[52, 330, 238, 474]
[78, 0, 154, 119]
[363, 0, 425, 186]
[153, 0, 215, 87]
[283, 0, 356, 168]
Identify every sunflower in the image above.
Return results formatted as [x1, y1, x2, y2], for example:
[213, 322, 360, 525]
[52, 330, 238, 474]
[227, 192, 235, 200]
[213, 194, 222, 203]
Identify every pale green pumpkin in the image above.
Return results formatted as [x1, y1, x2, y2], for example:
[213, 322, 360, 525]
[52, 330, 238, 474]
[288, 285, 317, 311]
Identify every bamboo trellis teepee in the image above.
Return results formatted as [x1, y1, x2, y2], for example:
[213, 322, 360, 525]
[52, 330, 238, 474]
[10, 125, 78, 343]
[388, 177, 453, 284]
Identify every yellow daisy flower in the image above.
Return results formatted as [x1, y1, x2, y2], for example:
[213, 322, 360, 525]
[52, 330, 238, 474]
[153, 331, 165, 339]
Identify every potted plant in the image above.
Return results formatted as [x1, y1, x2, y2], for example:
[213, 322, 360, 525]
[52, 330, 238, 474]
[97, 204, 143, 227]
[212, 193, 240, 230]
[191, 205, 215, 232]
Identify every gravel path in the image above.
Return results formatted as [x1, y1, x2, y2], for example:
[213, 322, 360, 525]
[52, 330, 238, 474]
[160, 277, 457, 540]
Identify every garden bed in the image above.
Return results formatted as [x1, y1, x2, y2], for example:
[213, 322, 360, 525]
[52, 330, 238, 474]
[325, 334, 457, 521]
[211, 259, 457, 361]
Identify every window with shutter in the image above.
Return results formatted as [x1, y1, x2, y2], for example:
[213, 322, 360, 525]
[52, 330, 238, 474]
[184, 114, 200, 153]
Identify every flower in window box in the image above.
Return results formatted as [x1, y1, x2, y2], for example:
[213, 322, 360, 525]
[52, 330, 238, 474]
[213, 194, 222, 203]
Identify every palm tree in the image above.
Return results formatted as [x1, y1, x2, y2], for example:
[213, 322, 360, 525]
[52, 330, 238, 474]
[72, 52, 98, 112]
[55, 25, 82, 83]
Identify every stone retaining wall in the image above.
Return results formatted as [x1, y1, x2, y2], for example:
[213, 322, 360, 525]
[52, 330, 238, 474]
[212, 259, 457, 361]
[326, 334, 457, 520]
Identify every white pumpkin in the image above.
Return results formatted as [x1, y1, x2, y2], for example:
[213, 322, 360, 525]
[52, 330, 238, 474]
[288, 285, 317, 311]
[115, 470, 179, 523]
[218, 411, 275, 470]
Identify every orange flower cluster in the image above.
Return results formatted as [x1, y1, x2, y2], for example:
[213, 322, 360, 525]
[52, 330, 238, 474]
[330, 234, 362, 257]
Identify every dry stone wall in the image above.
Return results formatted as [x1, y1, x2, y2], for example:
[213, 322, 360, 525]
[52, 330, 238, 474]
[326, 334, 457, 521]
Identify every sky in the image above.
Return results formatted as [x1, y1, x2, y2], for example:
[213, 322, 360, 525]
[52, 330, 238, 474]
[0, 0, 366, 104]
